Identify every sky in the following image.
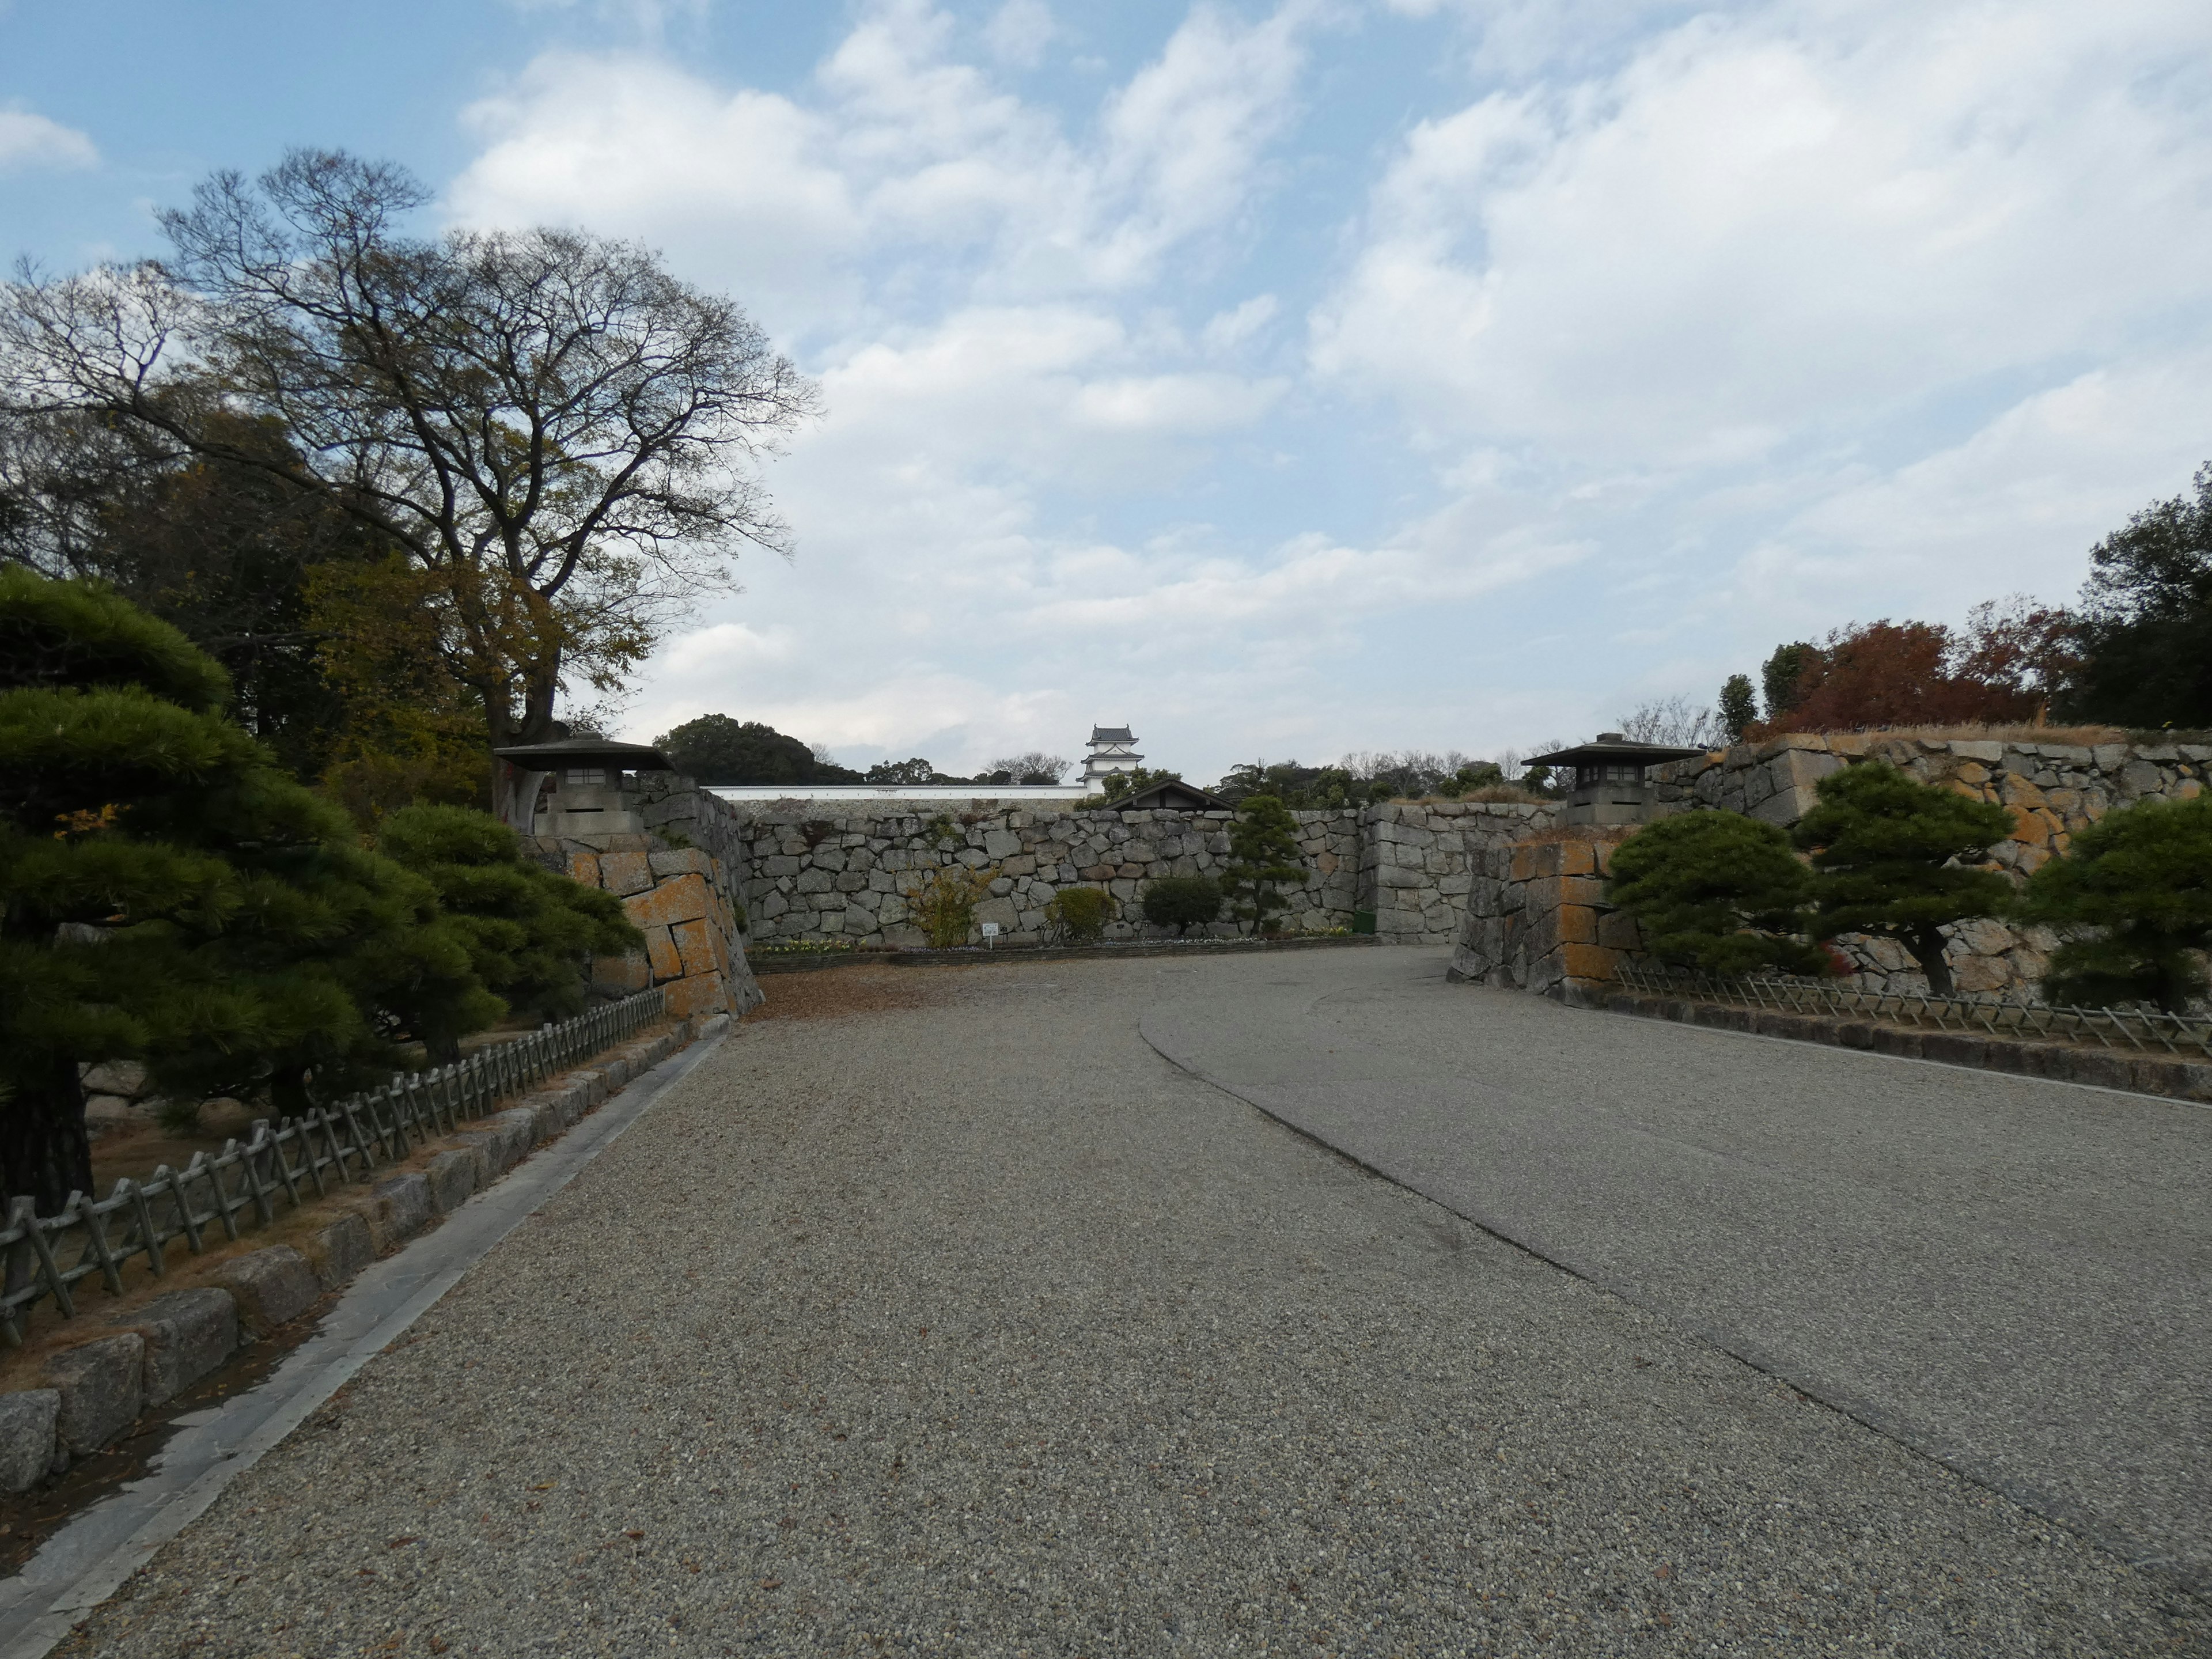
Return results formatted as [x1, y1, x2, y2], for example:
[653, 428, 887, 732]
[6, 0, 2211, 783]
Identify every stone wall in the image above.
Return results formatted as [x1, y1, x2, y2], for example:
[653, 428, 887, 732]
[625, 791, 1575, 949]
[1361, 802, 1558, 945]
[1452, 733, 2210, 1003]
[522, 831, 763, 1018]
[1452, 829, 1638, 996]
[1648, 734, 2209, 997]
[708, 802, 1365, 946]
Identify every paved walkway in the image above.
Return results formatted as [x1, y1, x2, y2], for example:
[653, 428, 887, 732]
[53, 954, 2206, 1656]
[1143, 949, 2211, 1594]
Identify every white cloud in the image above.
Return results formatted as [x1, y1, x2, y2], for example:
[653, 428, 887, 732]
[1312, 2, 2212, 463]
[983, 0, 1055, 69]
[0, 107, 97, 173]
[455, 1, 2212, 775]
[452, 54, 862, 325]
[1200, 293, 1277, 352]
[450, 0, 1316, 323]
[1741, 352, 2212, 626]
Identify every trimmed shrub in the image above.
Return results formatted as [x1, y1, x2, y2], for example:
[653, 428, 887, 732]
[1606, 812, 1828, 976]
[2015, 794, 2212, 1012]
[1142, 875, 1222, 936]
[1045, 885, 1114, 942]
[377, 804, 641, 1059]
[904, 863, 998, 948]
[1791, 760, 2013, 996]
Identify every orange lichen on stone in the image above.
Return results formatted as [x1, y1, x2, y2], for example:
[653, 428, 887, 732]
[643, 925, 683, 982]
[672, 918, 724, 978]
[1556, 840, 1598, 877]
[664, 971, 730, 1020]
[1558, 944, 1622, 982]
[624, 873, 710, 929]
[599, 850, 654, 896]
[567, 850, 601, 886]
[592, 952, 650, 995]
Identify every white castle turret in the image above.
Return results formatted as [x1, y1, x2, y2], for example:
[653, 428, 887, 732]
[1082, 725, 1142, 791]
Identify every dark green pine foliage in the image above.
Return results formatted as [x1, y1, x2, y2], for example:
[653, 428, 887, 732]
[654, 714, 861, 784]
[1221, 794, 1305, 933]
[0, 570, 482, 1209]
[1761, 643, 1812, 721]
[1142, 874, 1222, 937]
[1791, 760, 2014, 997]
[377, 805, 641, 1061]
[2063, 461, 2212, 728]
[1605, 812, 1828, 976]
[2014, 795, 2212, 1013]
[1717, 675, 1759, 743]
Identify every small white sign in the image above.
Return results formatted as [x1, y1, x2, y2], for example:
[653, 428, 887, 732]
[980, 922, 1001, 937]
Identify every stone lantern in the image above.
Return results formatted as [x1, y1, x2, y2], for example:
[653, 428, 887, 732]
[491, 737, 675, 838]
[1525, 733, 1707, 827]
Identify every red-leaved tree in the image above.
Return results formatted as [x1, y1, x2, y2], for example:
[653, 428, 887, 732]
[1763, 600, 2077, 733]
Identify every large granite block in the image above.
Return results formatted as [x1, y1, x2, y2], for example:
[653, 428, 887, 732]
[112, 1289, 236, 1405]
[215, 1247, 322, 1336]
[0, 1390, 58, 1491]
[46, 1335, 143, 1455]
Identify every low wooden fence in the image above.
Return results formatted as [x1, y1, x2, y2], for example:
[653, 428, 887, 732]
[1614, 965, 2211, 1059]
[0, 988, 668, 1344]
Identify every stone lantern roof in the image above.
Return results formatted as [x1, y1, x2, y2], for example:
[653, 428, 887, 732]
[1527, 733, 1709, 827]
[493, 738, 675, 836]
[491, 737, 675, 771]
[1523, 733, 1707, 769]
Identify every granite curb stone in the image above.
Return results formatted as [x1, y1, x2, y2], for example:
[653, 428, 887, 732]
[44, 1335, 143, 1457]
[0, 1017, 707, 1493]
[0, 1390, 58, 1493]
[1592, 988, 2212, 1103]
[212, 1248, 320, 1337]
[111, 1289, 236, 1406]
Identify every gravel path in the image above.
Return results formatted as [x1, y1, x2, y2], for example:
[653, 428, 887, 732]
[56, 957, 2204, 1657]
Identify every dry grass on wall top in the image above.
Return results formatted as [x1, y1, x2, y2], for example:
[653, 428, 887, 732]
[1743, 722, 2133, 748]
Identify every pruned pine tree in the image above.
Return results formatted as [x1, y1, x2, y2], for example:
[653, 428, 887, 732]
[1605, 812, 1826, 976]
[1221, 795, 1305, 933]
[2015, 795, 2212, 1013]
[377, 804, 640, 1060]
[0, 570, 486, 1208]
[1791, 761, 2014, 997]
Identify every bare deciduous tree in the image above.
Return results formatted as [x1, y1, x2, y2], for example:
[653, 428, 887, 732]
[1615, 695, 1719, 748]
[3, 149, 823, 768]
[987, 751, 1073, 784]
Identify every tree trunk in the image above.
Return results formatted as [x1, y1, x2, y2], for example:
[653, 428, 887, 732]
[270, 1065, 316, 1121]
[0, 1053, 94, 1216]
[1910, 925, 1956, 997]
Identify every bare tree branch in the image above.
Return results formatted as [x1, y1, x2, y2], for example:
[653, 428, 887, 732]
[3, 149, 823, 750]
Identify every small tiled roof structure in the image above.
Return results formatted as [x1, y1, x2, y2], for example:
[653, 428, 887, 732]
[1107, 778, 1236, 813]
[1089, 725, 1137, 744]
